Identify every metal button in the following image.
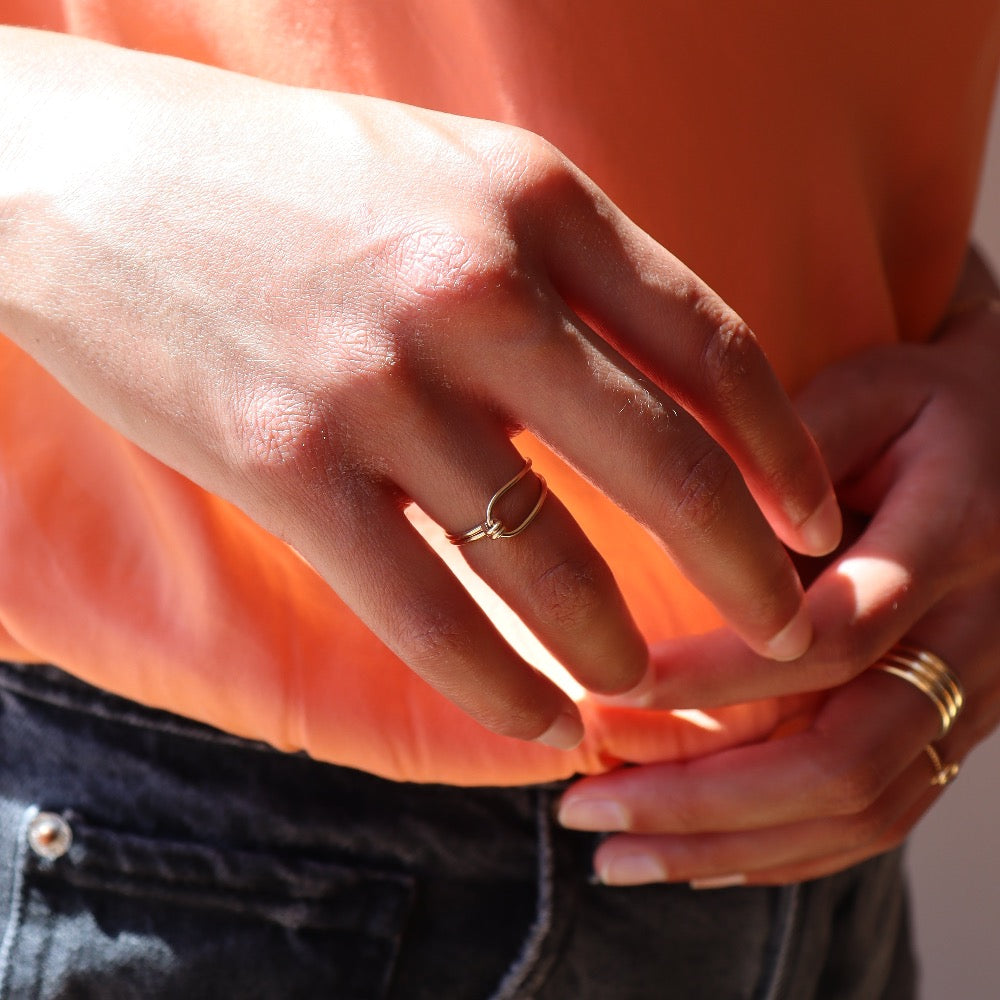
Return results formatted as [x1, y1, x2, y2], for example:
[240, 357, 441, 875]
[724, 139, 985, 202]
[27, 811, 73, 860]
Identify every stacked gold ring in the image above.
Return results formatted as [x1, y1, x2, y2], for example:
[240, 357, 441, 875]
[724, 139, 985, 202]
[874, 644, 964, 739]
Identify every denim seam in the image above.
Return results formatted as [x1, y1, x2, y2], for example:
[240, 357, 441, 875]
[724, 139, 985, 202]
[487, 791, 554, 1000]
[0, 807, 36, 999]
[756, 883, 802, 1000]
[37, 861, 405, 915]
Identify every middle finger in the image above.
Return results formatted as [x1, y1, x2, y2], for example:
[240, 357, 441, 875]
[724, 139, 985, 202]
[484, 306, 813, 661]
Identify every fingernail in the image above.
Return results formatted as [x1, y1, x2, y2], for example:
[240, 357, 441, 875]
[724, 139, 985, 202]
[798, 492, 842, 556]
[689, 873, 747, 890]
[765, 604, 812, 661]
[558, 798, 629, 831]
[599, 853, 668, 886]
[620, 664, 657, 706]
[536, 710, 585, 751]
[595, 664, 656, 708]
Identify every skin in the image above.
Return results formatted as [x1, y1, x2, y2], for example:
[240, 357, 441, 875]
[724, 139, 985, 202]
[0, 28, 838, 751]
[560, 256, 1000, 884]
[2, 20, 994, 891]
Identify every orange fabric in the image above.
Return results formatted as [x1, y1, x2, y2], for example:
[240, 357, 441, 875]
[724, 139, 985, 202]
[1, 1, 998, 783]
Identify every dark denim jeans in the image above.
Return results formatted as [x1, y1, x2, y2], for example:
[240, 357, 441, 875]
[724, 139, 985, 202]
[0, 662, 915, 999]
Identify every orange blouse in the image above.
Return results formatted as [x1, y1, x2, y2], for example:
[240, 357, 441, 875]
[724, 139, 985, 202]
[1, 1, 997, 783]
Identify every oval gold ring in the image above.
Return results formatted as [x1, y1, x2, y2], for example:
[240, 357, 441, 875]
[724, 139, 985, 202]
[873, 644, 964, 739]
[446, 459, 548, 546]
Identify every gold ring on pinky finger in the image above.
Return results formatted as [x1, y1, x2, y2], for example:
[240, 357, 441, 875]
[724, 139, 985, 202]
[446, 459, 549, 546]
[873, 644, 965, 739]
[924, 744, 961, 787]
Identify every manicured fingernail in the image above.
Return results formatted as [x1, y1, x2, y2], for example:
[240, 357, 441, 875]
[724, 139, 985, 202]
[765, 605, 812, 661]
[798, 492, 842, 556]
[689, 873, 747, 890]
[536, 710, 585, 751]
[558, 798, 629, 831]
[623, 664, 657, 706]
[595, 664, 656, 708]
[599, 853, 667, 886]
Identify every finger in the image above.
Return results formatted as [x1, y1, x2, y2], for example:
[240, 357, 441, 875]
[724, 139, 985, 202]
[287, 478, 585, 749]
[389, 410, 649, 696]
[568, 582, 993, 886]
[632, 427, 973, 707]
[590, 752, 935, 887]
[560, 669, 935, 837]
[563, 633, 977, 885]
[903, 579, 1000, 760]
[534, 181, 840, 558]
[793, 345, 930, 482]
[486, 305, 814, 661]
[713, 772, 942, 886]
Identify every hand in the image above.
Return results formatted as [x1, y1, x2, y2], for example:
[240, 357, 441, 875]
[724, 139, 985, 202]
[0, 29, 838, 747]
[559, 299, 1000, 883]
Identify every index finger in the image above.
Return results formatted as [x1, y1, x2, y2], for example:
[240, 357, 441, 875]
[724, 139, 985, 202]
[627, 434, 966, 709]
[562, 667, 933, 837]
[536, 170, 841, 559]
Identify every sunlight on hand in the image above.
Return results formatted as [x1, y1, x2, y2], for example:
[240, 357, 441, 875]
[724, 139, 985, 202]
[835, 556, 913, 620]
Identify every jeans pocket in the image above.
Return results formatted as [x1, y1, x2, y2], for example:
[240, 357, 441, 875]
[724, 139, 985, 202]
[0, 805, 414, 1000]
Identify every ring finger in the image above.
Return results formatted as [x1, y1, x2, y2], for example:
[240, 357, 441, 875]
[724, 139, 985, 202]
[391, 404, 650, 698]
[484, 306, 814, 661]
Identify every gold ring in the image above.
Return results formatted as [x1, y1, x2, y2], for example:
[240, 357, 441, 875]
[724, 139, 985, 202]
[446, 459, 548, 546]
[924, 744, 961, 787]
[873, 644, 964, 739]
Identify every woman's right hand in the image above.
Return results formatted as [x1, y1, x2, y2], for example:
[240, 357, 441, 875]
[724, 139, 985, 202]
[0, 27, 840, 746]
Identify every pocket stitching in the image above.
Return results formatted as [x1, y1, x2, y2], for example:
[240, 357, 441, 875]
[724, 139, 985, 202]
[24, 811, 414, 936]
[0, 808, 38, 999]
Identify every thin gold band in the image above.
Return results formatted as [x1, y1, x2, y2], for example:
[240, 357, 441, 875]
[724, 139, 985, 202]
[924, 744, 960, 787]
[446, 459, 548, 546]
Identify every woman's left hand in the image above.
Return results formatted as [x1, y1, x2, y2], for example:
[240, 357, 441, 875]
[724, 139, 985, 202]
[558, 298, 1000, 886]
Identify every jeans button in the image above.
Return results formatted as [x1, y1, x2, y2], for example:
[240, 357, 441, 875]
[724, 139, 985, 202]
[28, 811, 73, 860]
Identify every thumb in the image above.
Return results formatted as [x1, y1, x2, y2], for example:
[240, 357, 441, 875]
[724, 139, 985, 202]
[793, 346, 929, 484]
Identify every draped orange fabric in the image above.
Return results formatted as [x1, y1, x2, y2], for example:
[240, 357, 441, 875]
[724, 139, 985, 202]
[1, 1, 998, 782]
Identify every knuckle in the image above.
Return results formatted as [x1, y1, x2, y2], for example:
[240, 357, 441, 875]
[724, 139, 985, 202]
[384, 134, 564, 314]
[841, 807, 892, 849]
[530, 554, 607, 634]
[388, 224, 498, 304]
[657, 785, 706, 834]
[228, 382, 333, 485]
[390, 602, 476, 676]
[385, 220, 540, 345]
[818, 635, 879, 685]
[811, 746, 886, 816]
[671, 445, 740, 536]
[487, 128, 597, 235]
[698, 314, 761, 397]
[487, 127, 570, 199]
